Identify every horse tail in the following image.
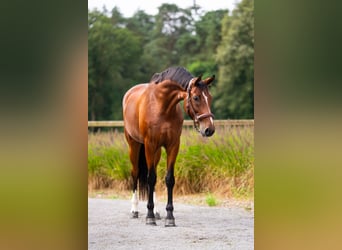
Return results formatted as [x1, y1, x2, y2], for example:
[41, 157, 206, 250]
[138, 144, 148, 200]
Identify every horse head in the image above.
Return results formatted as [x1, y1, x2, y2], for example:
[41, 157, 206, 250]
[185, 75, 215, 137]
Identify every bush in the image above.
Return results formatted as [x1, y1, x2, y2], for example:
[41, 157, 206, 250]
[88, 125, 254, 199]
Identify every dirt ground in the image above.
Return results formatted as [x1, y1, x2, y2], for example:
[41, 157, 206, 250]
[88, 196, 254, 250]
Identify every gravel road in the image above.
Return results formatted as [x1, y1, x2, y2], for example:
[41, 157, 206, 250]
[88, 198, 253, 250]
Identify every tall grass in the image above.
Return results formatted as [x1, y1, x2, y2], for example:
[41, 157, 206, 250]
[88, 125, 254, 199]
[88, 132, 131, 190]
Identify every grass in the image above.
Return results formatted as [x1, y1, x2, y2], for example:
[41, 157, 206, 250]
[206, 193, 218, 206]
[88, 125, 254, 200]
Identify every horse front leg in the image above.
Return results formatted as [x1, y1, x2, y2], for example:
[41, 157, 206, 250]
[165, 142, 180, 227]
[165, 168, 175, 226]
[146, 168, 157, 225]
[144, 143, 158, 225]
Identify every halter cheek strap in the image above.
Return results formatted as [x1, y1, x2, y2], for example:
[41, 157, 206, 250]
[186, 78, 214, 132]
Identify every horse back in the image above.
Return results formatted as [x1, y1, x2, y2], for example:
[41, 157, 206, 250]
[123, 82, 184, 146]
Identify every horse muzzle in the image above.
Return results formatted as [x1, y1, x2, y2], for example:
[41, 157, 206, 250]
[196, 113, 215, 137]
[201, 127, 215, 137]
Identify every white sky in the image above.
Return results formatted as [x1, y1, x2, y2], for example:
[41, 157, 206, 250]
[88, 0, 239, 17]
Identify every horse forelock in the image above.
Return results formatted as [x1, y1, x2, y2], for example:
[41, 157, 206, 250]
[150, 66, 194, 90]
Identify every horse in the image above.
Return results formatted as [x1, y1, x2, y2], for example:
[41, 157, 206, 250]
[122, 66, 215, 226]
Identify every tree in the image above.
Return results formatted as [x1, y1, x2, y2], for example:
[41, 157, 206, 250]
[88, 9, 142, 120]
[182, 10, 228, 117]
[88, 2, 254, 121]
[215, 0, 254, 119]
[195, 10, 228, 57]
[142, 4, 195, 71]
[126, 10, 154, 44]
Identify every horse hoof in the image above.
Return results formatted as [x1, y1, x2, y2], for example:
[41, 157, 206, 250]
[155, 212, 161, 220]
[165, 218, 176, 227]
[131, 211, 138, 218]
[146, 217, 157, 225]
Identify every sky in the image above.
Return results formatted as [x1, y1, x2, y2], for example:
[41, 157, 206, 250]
[88, 0, 240, 17]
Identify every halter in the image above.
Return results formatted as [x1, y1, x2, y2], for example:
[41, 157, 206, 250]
[186, 79, 215, 132]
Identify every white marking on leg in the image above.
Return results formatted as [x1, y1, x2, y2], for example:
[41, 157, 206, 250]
[153, 192, 159, 215]
[131, 190, 138, 213]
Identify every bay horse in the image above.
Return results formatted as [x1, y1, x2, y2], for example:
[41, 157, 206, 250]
[122, 66, 215, 226]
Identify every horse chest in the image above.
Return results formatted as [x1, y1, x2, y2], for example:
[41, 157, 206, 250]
[144, 122, 182, 144]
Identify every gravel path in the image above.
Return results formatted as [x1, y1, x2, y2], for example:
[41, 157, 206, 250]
[88, 198, 253, 250]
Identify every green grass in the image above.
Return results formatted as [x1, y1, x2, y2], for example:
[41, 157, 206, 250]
[206, 193, 218, 206]
[88, 131, 131, 189]
[88, 126, 254, 199]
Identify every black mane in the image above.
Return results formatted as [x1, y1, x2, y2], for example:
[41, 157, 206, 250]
[150, 66, 194, 90]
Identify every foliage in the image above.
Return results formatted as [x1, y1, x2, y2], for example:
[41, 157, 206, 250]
[206, 193, 218, 206]
[88, 126, 254, 199]
[215, 0, 254, 119]
[88, 0, 254, 120]
[88, 10, 142, 120]
[88, 131, 131, 189]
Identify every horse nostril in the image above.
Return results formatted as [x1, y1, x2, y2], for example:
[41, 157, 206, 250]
[204, 128, 214, 137]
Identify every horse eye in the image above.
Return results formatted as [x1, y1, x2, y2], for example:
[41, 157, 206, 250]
[193, 96, 199, 102]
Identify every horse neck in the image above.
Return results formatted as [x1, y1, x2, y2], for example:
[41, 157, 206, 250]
[155, 81, 186, 114]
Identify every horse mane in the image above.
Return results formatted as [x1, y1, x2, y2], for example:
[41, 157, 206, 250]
[150, 66, 194, 90]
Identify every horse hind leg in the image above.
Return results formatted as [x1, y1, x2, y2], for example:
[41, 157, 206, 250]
[125, 130, 141, 218]
[131, 190, 139, 218]
[154, 192, 161, 220]
[130, 160, 139, 218]
[153, 148, 161, 220]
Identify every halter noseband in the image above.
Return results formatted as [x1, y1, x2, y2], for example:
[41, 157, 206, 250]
[186, 79, 214, 132]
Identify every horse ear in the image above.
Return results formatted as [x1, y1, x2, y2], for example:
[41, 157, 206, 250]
[194, 74, 202, 86]
[203, 75, 215, 85]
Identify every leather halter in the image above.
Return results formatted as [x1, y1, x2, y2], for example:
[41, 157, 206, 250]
[186, 79, 214, 132]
